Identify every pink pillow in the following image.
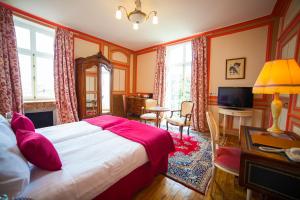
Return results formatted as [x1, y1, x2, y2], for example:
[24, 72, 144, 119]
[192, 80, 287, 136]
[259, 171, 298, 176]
[16, 129, 62, 171]
[11, 112, 35, 133]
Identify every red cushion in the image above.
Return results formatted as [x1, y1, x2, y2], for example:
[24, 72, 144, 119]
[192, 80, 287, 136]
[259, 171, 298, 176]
[16, 129, 62, 171]
[11, 112, 35, 133]
[215, 147, 241, 174]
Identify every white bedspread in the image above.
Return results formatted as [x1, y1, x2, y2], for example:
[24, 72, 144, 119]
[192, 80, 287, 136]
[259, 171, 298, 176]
[37, 121, 102, 143]
[20, 124, 148, 200]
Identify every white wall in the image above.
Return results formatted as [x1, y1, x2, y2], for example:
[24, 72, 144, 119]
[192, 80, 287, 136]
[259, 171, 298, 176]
[208, 26, 269, 132]
[209, 26, 268, 96]
[134, 26, 269, 132]
[74, 38, 99, 58]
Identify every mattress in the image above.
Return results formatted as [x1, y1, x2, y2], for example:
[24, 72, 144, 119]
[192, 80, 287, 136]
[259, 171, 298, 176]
[20, 123, 148, 200]
[37, 121, 102, 143]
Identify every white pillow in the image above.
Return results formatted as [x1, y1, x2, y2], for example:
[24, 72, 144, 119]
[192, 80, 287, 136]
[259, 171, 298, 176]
[0, 114, 16, 150]
[0, 149, 30, 199]
[0, 114, 9, 126]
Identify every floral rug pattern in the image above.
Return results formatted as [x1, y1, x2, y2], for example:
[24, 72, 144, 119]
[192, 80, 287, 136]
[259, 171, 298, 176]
[166, 130, 213, 194]
[132, 120, 213, 194]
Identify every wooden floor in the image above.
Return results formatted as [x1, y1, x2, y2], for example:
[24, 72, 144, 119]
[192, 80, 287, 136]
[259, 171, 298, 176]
[134, 134, 254, 200]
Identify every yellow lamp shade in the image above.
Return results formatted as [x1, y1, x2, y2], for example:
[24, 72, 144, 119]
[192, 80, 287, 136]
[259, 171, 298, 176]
[253, 59, 300, 94]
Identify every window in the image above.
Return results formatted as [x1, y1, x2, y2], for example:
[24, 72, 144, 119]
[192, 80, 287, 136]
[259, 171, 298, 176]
[165, 42, 192, 110]
[14, 16, 55, 100]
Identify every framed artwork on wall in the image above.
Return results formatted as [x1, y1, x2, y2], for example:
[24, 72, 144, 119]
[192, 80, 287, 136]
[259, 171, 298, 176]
[225, 57, 246, 80]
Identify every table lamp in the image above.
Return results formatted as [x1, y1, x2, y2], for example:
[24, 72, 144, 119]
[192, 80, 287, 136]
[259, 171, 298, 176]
[253, 59, 300, 134]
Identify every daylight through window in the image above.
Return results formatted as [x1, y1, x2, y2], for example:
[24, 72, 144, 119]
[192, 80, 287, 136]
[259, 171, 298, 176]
[165, 42, 192, 110]
[14, 16, 55, 101]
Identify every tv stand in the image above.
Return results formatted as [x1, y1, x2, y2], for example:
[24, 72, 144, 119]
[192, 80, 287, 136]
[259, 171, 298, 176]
[225, 107, 245, 111]
[218, 107, 253, 140]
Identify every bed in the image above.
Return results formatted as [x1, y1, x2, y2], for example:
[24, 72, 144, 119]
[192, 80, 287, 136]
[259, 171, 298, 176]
[16, 115, 174, 200]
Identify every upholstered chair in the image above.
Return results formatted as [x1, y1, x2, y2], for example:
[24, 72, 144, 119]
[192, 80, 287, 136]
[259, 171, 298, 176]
[140, 99, 162, 126]
[206, 111, 252, 200]
[166, 101, 194, 139]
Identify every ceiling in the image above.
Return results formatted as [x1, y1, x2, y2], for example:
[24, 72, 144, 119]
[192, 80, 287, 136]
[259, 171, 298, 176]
[3, 0, 277, 51]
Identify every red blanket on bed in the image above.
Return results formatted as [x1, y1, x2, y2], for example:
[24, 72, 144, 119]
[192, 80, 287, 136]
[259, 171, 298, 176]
[85, 116, 175, 200]
[84, 115, 128, 129]
[106, 120, 175, 172]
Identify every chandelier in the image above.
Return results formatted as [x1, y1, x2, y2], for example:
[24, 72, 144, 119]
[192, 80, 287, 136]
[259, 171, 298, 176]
[115, 0, 158, 30]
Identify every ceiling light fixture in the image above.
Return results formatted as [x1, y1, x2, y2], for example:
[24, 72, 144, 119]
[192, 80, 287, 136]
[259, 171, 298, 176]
[115, 0, 158, 30]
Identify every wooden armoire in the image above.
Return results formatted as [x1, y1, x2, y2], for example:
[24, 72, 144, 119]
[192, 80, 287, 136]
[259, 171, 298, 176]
[75, 52, 113, 120]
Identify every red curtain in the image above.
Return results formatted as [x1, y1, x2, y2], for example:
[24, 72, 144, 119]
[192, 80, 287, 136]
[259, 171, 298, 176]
[0, 6, 23, 115]
[191, 36, 208, 132]
[153, 46, 166, 106]
[54, 28, 78, 124]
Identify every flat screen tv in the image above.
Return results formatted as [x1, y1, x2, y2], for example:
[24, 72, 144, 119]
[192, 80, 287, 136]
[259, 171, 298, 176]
[218, 87, 253, 109]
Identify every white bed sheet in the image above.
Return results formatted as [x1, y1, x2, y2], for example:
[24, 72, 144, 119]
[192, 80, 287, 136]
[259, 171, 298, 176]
[37, 121, 102, 144]
[20, 127, 148, 200]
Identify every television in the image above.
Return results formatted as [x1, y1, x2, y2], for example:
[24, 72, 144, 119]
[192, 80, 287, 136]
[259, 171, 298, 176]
[217, 87, 253, 109]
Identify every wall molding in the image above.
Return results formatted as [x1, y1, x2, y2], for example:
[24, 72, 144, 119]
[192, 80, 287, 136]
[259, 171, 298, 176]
[278, 12, 300, 44]
[135, 15, 275, 54]
[134, 19, 275, 95]
[292, 95, 300, 112]
[271, 0, 292, 17]
[109, 49, 130, 66]
[206, 23, 273, 93]
[275, 1, 300, 131]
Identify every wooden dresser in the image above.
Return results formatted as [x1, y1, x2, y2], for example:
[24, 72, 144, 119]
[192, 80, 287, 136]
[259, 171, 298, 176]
[126, 96, 148, 116]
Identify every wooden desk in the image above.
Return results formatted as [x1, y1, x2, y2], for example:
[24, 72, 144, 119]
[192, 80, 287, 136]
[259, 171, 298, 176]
[218, 107, 253, 139]
[239, 126, 300, 200]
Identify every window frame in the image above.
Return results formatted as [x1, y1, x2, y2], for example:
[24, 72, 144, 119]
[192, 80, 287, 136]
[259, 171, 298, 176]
[14, 17, 55, 101]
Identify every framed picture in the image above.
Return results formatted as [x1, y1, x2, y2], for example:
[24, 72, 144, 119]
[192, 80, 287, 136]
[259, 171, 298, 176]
[225, 57, 246, 80]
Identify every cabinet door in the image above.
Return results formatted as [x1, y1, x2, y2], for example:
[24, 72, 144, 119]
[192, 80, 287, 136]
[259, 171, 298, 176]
[85, 65, 99, 118]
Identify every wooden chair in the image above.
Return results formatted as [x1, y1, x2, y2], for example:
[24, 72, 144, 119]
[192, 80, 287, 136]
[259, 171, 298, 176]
[140, 99, 162, 126]
[206, 111, 252, 200]
[166, 101, 194, 140]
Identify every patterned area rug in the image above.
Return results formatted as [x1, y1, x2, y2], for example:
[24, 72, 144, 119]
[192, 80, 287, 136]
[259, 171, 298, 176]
[130, 120, 213, 194]
[166, 131, 213, 194]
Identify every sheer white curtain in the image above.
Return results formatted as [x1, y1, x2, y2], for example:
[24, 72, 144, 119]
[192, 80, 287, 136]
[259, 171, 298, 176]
[165, 42, 192, 111]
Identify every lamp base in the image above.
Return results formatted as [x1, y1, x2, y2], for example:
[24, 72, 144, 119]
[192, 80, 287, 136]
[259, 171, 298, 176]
[267, 127, 284, 134]
[267, 93, 284, 134]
